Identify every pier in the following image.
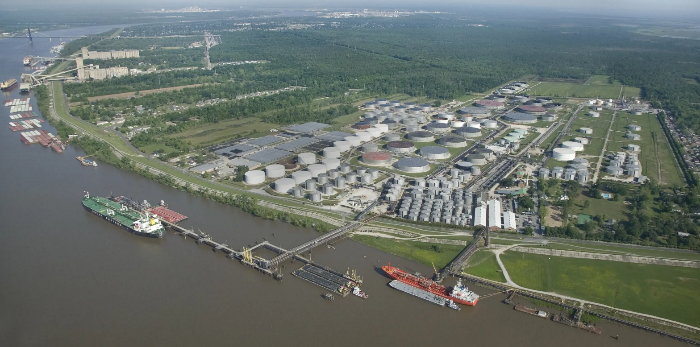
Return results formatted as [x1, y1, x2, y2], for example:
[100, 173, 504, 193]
[435, 227, 488, 282]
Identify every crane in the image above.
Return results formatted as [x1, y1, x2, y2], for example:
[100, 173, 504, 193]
[204, 31, 221, 70]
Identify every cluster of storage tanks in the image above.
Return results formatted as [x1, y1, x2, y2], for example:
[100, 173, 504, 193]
[273, 164, 381, 200]
[606, 152, 642, 177]
[360, 100, 431, 129]
[539, 164, 589, 184]
[397, 185, 475, 225]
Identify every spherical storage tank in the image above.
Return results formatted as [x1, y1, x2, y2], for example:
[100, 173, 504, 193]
[553, 148, 576, 161]
[292, 170, 313, 184]
[244, 170, 265, 185]
[439, 135, 467, 148]
[274, 178, 296, 194]
[323, 147, 341, 159]
[387, 141, 416, 154]
[455, 127, 481, 138]
[407, 131, 435, 142]
[420, 146, 450, 160]
[265, 164, 286, 178]
[394, 158, 430, 173]
[483, 120, 498, 129]
[307, 164, 327, 178]
[561, 141, 584, 152]
[362, 151, 392, 166]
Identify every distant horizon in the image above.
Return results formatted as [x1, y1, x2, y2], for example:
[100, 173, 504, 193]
[1, 1, 699, 22]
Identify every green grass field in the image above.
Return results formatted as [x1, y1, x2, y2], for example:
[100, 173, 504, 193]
[352, 235, 465, 268]
[170, 117, 279, 145]
[501, 251, 700, 327]
[463, 250, 506, 282]
[605, 113, 683, 185]
[525, 242, 700, 261]
[530, 76, 640, 99]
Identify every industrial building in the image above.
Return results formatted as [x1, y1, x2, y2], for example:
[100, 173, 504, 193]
[473, 205, 487, 227]
[394, 157, 430, 173]
[362, 151, 393, 166]
[502, 211, 517, 230]
[503, 112, 538, 124]
[487, 199, 502, 230]
[81, 47, 139, 60]
[420, 146, 450, 160]
[76, 58, 129, 81]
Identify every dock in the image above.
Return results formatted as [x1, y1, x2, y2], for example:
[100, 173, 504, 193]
[435, 226, 488, 281]
[292, 264, 357, 296]
[148, 205, 188, 223]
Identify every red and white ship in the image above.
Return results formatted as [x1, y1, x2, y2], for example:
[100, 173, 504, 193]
[382, 264, 479, 306]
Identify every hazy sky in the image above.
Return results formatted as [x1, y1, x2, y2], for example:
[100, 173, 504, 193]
[2, 0, 699, 20]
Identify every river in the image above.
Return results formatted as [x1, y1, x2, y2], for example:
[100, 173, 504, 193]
[0, 25, 686, 347]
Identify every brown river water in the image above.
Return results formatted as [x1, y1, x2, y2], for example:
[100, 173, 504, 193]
[0, 25, 687, 347]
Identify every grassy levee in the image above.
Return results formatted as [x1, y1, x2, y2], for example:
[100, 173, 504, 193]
[501, 251, 700, 327]
[352, 235, 466, 269]
[463, 250, 506, 282]
[523, 242, 700, 261]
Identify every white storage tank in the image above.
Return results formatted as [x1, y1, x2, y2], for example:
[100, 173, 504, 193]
[274, 178, 296, 194]
[322, 158, 341, 171]
[346, 172, 358, 183]
[265, 164, 286, 178]
[471, 166, 481, 175]
[292, 186, 304, 198]
[335, 176, 346, 189]
[420, 146, 450, 160]
[291, 170, 312, 184]
[305, 179, 317, 191]
[367, 128, 382, 138]
[373, 124, 389, 133]
[574, 137, 590, 145]
[345, 136, 362, 147]
[334, 140, 351, 152]
[323, 147, 341, 159]
[588, 111, 600, 118]
[328, 169, 340, 179]
[298, 152, 316, 165]
[561, 141, 584, 152]
[628, 144, 640, 152]
[317, 174, 329, 185]
[483, 120, 498, 129]
[607, 166, 624, 175]
[362, 143, 379, 153]
[553, 148, 576, 161]
[579, 127, 593, 135]
[628, 124, 641, 131]
[310, 191, 322, 202]
[357, 132, 372, 142]
[340, 163, 351, 174]
[307, 164, 327, 178]
[451, 120, 465, 128]
[244, 170, 266, 185]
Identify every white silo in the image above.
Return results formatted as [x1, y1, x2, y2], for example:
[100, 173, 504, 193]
[367, 128, 382, 138]
[335, 176, 346, 189]
[357, 132, 372, 142]
[345, 136, 362, 147]
[305, 179, 317, 191]
[553, 148, 576, 161]
[361, 173, 373, 185]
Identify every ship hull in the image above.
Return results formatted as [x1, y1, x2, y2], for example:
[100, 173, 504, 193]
[383, 266, 478, 306]
[82, 202, 163, 238]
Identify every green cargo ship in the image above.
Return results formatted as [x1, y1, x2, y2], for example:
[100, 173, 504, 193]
[82, 192, 164, 238]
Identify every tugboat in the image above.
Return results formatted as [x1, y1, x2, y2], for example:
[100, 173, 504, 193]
[352, 286, 368, 299]
[446, 299, 461, 311]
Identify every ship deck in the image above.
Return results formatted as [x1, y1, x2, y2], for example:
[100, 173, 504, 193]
[148, 206, 188, 223]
